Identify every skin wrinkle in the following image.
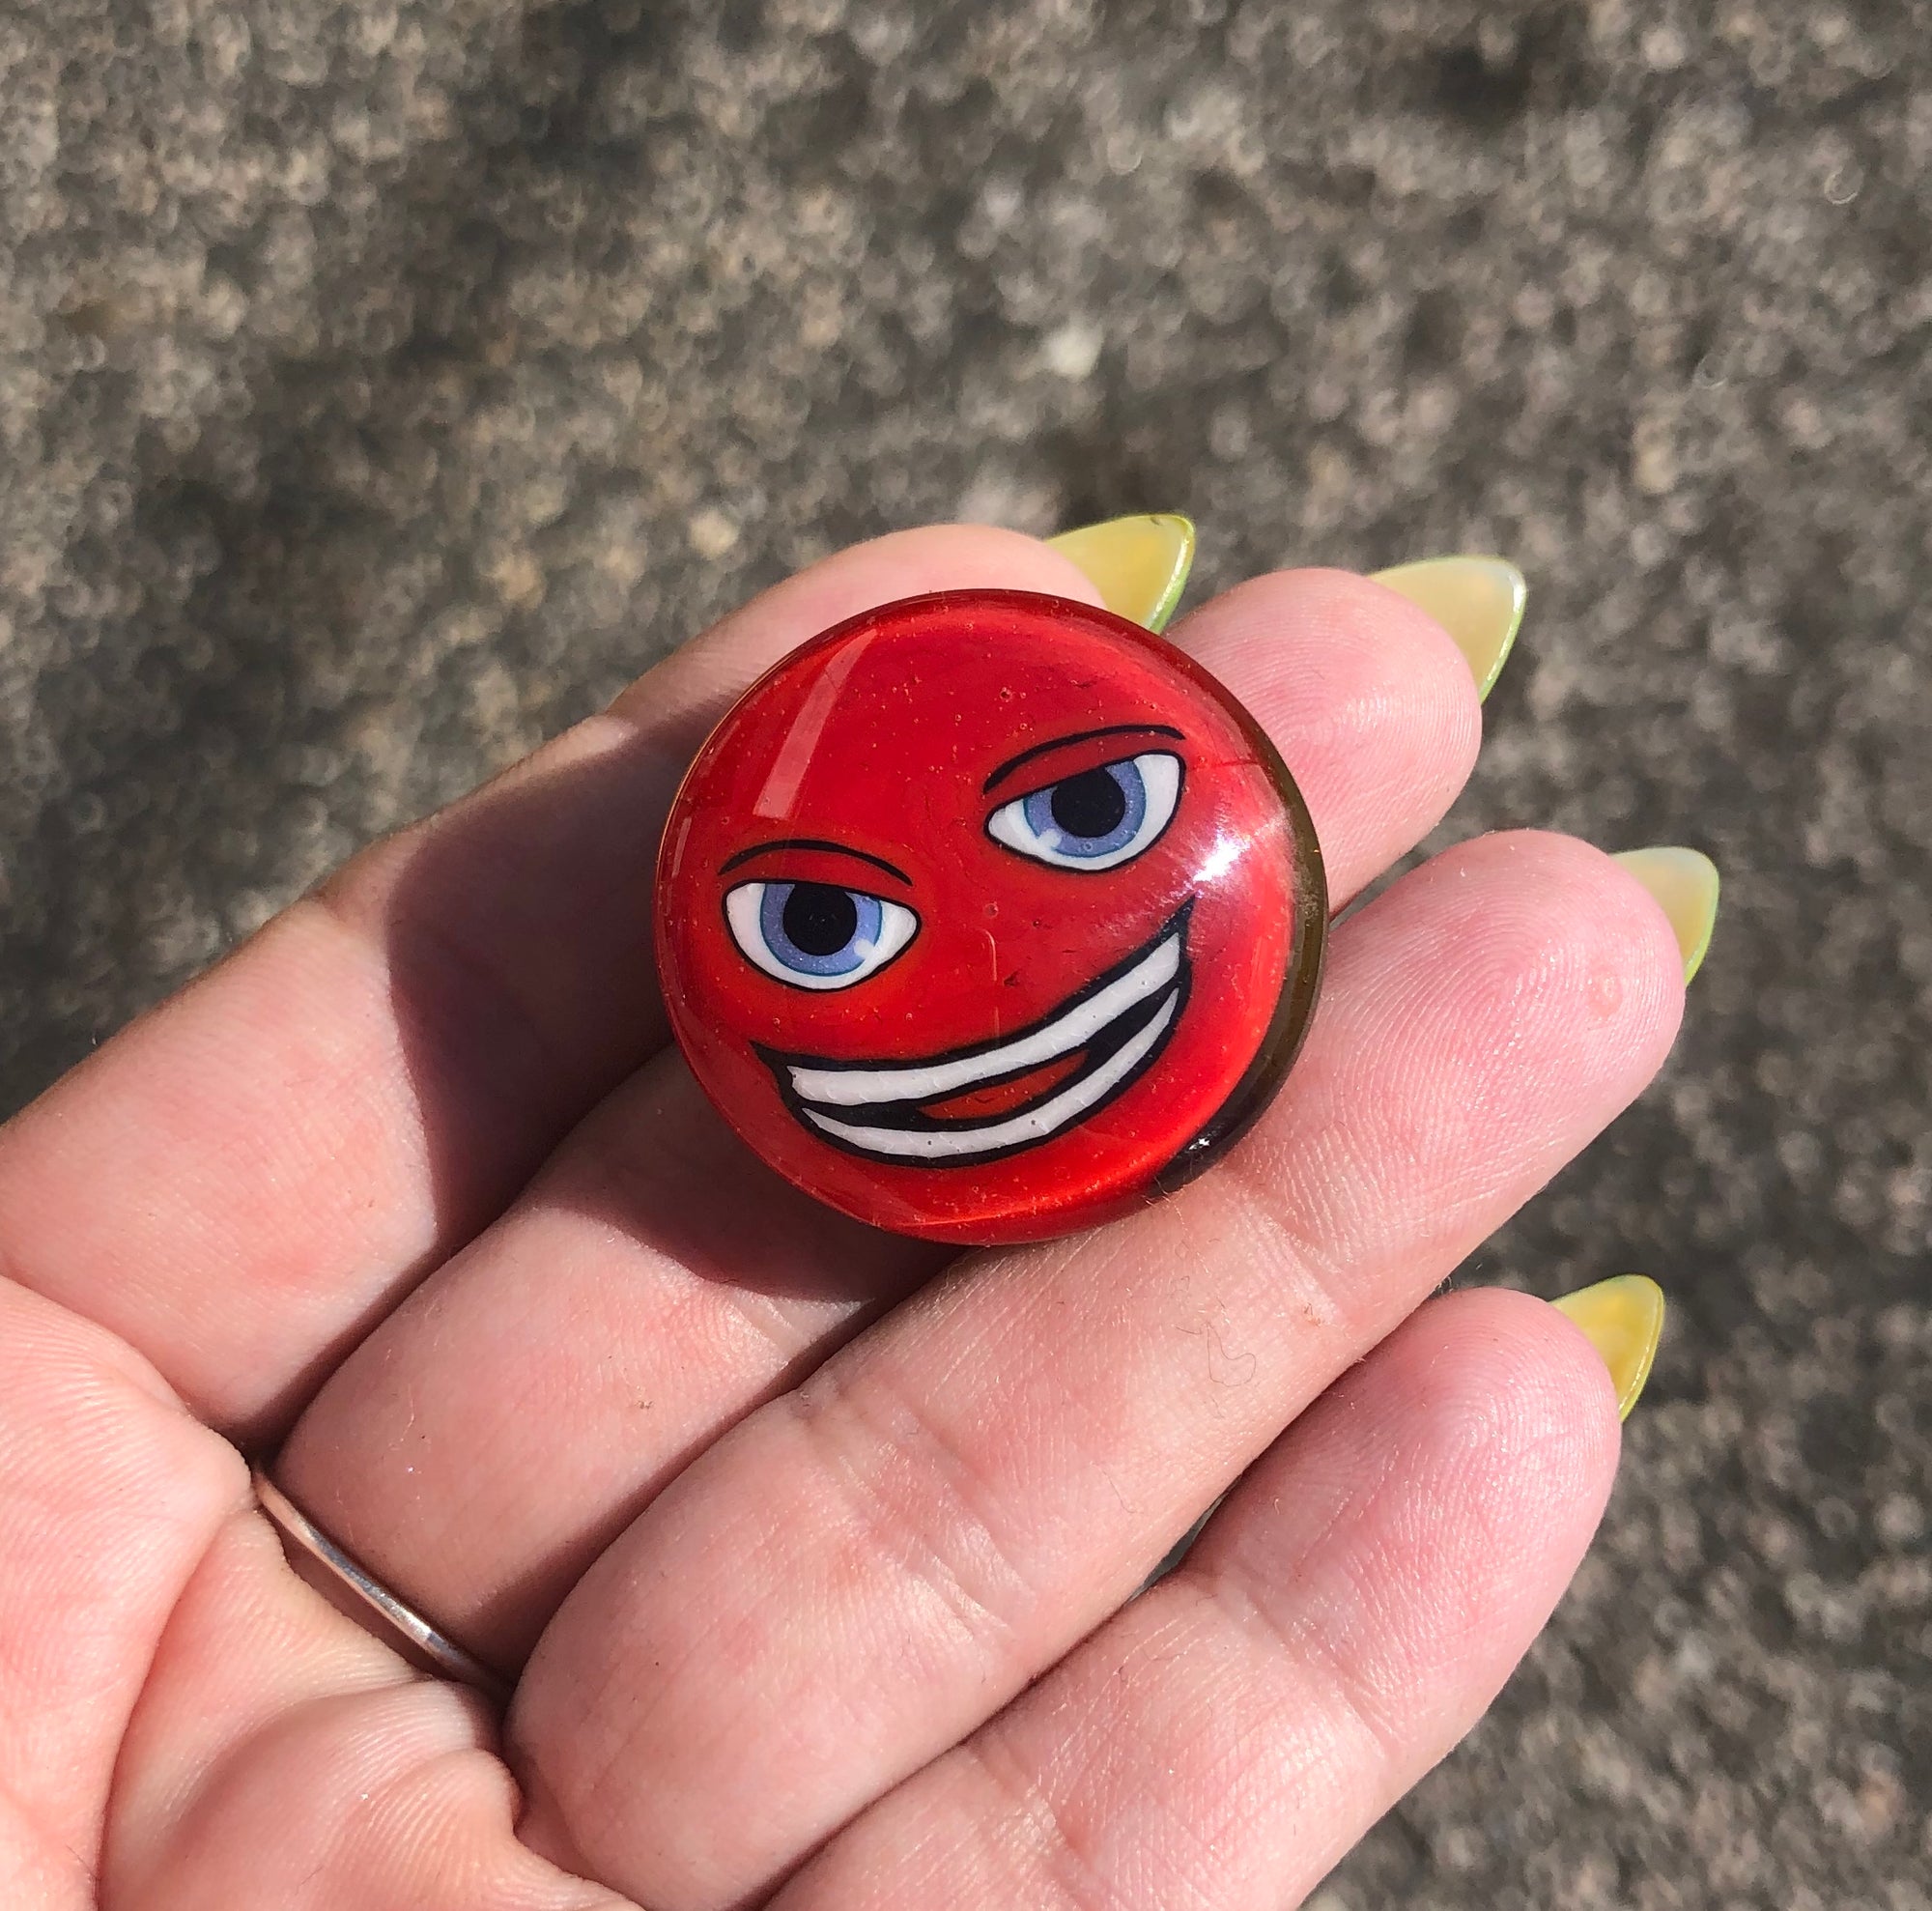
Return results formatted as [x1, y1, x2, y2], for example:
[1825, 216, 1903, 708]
[1236, 846, 1674, 1265]
[542, 1632, 714, 1875]
[501, 1276, 800, 1612]
[786, 1356, 1040, 1674]
[566, 1092, 729, 1273]
[550, 1207, 810, 1388]
[818, 1596, 1288, 1911]
[552, 1413, 928, 1873]
[139, 1547, 437, 1824]
[341, 885, 579, 1151]
[964, 1254, 1188, 1524]
[1187, 1581, 1405, 1880]
[1202, 1435, 1408, 1627]
[282, 1143, 926, 1662]
[1130, 1639, 1308, 1907]
[1177, 581, 1475, 808]
[155, 976, 420, 1280]
[0, 1782, 98, 1904]
[1086, 1612, 1251, 1904]
[962, 1729, 1123, 1911]
[1201, 1148, 1364, 1348]
[409, 1315, 582, 1568]
[1208, 1326, 1607, 1791]
[77, 927, 436, 1439]
[714, 1278, 851, 1391]
[0, 1287, 248, 1856]
[134, 1680, 487, 1904]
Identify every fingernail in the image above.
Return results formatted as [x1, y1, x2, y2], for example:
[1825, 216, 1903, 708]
[1047, 514, 1197, 633]
[1550, 1274, 1665, 1421]
[1611, 846, 1721, 984]
[1371, 555, 1527, 701]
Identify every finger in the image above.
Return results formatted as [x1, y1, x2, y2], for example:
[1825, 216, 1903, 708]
[774, 1288, 1622, 1911]
[0, 1286, 627, 1908]
[0, 527, 1098, 1439]
[510, 832, 1682, 1909]
[0, 1277, 243, 1877]
[106, 1512, 629, 1910]
[274, 566, 1482, 1669]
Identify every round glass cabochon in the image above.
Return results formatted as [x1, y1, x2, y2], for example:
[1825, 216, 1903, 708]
[655, 589, 1326, 1245]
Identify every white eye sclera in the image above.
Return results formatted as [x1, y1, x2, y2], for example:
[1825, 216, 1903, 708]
[986, 752, 1183, 871]
[724, 880, 919, 990]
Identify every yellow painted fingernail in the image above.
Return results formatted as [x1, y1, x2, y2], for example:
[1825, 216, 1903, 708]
[1047, 514, 1197, 633]
[1611, 846, 1721, 984]
[1371, 555, 1527, 701]
[1550, 1274, 1664, 1420]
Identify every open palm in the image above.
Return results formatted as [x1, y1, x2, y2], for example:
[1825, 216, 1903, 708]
[0, 526, 1684, 1910]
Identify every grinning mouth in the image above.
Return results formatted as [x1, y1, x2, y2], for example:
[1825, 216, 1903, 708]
[758, 904, 1192, 1167]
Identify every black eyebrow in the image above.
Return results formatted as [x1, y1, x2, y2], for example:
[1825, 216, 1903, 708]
[719, 838, 914, 886]
[980, 724, 1185, 796]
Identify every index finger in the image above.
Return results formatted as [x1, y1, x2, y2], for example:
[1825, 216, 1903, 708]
[0, 527, 1104, 1439]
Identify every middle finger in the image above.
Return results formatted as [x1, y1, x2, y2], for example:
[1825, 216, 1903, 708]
[276, 566, 1480, 1669]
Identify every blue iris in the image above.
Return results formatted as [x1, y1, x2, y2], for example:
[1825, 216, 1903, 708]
[1020, 759, 1147, 859]
[987, 750, 1182, 873]
[724, 878, 918, 990]
[757, 881, 882, 979]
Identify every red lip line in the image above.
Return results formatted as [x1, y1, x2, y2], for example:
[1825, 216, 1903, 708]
[917, 1051, 1088, 1122]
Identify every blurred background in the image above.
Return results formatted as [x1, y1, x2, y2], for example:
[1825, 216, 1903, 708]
[3, 1, 1927, 1903]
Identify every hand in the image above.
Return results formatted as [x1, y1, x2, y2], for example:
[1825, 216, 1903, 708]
[0, 525, 1694, 1910]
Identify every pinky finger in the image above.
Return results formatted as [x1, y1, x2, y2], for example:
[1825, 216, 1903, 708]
[776, 1288, 1626, 1911]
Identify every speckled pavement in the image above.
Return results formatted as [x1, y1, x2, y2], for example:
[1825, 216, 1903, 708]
[3, 2, 1928, 1903]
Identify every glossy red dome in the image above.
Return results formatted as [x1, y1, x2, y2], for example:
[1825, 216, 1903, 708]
[655, 589, 1325, 1244]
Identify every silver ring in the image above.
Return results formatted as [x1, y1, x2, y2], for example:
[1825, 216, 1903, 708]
[252, 1468, 512, 1708]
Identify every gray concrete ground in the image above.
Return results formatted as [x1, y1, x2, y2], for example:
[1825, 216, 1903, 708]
[3, 1, 1928, 1904]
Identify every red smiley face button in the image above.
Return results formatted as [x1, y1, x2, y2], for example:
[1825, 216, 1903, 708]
[655, 589, 1327, 1245]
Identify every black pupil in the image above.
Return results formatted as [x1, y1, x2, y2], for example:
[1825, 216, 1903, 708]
[1050, 767, 1127, 839]
[782, 883, 859, 956]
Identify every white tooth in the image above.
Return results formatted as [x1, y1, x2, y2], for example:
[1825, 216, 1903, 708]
[804, 989, 1179, 1161]
[787, 931, 1181, 1109]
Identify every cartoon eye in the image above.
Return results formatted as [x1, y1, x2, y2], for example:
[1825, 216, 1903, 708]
[724, 880, 919, 990]
[986, 752, 1183, 870]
